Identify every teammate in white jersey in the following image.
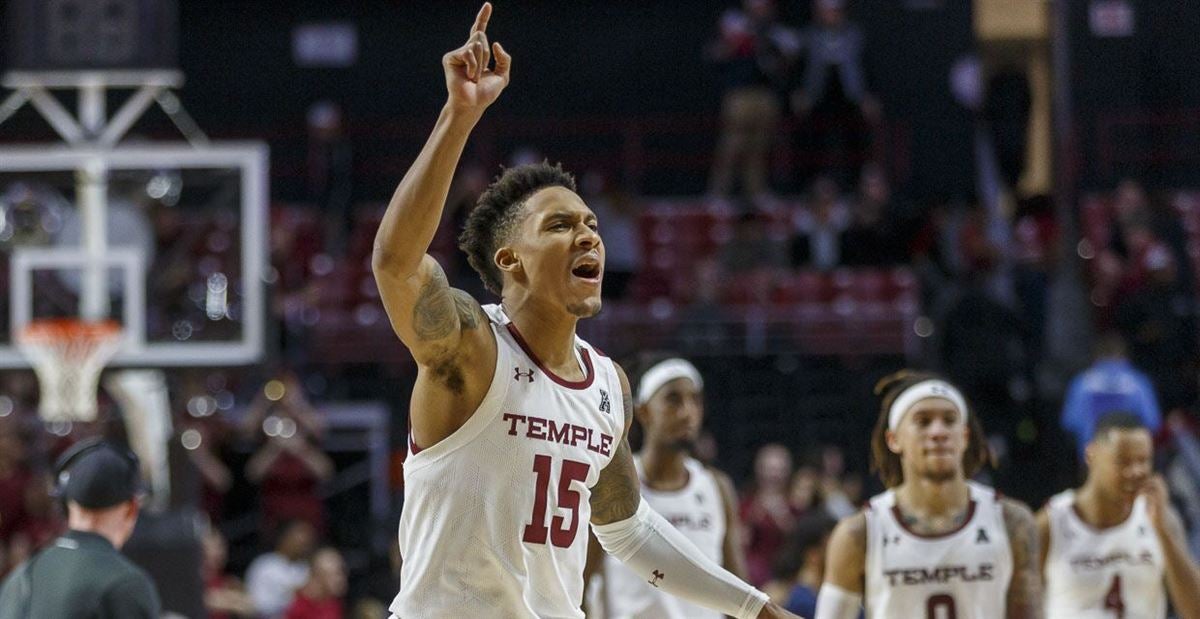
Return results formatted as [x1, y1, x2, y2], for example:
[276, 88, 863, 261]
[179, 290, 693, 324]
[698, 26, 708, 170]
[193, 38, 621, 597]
[815, 371, 1043, 619]
[1037, 411, 1200, 619]
[372, 5, 798, 618]
[584, 357, 749, 618]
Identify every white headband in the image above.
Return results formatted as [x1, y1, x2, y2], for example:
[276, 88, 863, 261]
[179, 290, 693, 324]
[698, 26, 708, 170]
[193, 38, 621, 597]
[636, 358, 704, 405]
[888, 380, 968, 431]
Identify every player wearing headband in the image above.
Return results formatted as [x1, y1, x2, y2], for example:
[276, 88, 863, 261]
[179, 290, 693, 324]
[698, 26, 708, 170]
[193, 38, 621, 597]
[1037, 411, 1200, 619]
[815, 371, 1043, 619]
[376, 5, 798, 618]
[584, 357, 749, 618]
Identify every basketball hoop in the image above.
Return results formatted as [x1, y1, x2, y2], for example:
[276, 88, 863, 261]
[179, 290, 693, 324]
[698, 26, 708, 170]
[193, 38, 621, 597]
[17, 319, 123, 422]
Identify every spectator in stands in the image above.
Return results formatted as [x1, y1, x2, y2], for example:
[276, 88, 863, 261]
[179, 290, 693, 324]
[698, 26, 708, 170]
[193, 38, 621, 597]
[708, 0, 801, 201]
[791, 0, 878, 183]
[581, 169, 641, 300]
[840, 163, 898, 266]
[791, 175, 849, 270]
[202, 527, 255, 619]
[1107, 178, 1152, 259]
[817, 445, 855, 519]
[1011, 195, 1059, 364]
[244, 371, 334, 535]
[675, 258, 733, 353]
[939, 261, 1026, 466]
[791, 0, 877, 122]
[306, 101, 354, 254]
[1061, 333, 1161, 457]
[788, 464, 821, 515]
[723, 211, 789, 274]
[0, 418, 31, 544]
[740, 442, 796, 585]
[180, 416, 233, 523]
[1113, 242, 1197, 409]
[284, 546, 347, 619]
[774, 513, 843, 618]
[11, 472, 61, 555]
[956, 202, 1002, 277]
[246, 519, 316, 618]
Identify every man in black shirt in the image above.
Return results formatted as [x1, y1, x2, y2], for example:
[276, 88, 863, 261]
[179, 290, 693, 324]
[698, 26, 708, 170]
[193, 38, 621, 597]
[0, 439, 161, 618]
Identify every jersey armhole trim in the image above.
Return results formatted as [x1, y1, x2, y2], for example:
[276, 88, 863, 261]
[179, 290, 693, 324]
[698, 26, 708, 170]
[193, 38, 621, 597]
[403, 323, 512, 471]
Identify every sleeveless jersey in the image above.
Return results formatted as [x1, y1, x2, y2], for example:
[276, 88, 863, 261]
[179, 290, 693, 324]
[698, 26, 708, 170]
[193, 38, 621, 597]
[864, 482, 1013, 619]
[390, 304, 625, 619]
[1044, 490, 1166, 619]
[602, 456, 726, 619]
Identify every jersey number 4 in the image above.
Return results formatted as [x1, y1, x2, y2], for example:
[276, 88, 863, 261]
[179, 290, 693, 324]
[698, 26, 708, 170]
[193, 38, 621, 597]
[523, 454, 590, 548]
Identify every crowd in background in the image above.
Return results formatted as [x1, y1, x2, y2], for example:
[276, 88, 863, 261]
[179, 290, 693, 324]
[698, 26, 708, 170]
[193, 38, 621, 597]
[1, 0, 1199, 616]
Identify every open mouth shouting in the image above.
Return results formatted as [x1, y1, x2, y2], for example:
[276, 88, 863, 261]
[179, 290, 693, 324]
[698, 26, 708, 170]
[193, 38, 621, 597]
[571, 253, 603, 285]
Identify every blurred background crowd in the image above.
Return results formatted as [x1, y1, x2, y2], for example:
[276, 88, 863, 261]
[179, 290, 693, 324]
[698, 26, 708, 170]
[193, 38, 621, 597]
[3, 0, 1200, 616]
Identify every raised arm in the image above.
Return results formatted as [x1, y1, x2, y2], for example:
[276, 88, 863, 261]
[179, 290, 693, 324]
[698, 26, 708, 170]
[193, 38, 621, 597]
[372, 3, 511, 364]
[1143, 475, 1200, 619]
[1002, 498, 1044, 619]
[588, 365, 799, 619]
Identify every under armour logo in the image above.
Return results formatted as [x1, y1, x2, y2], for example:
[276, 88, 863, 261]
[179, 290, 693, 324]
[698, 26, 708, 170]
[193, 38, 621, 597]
[599, 389, 611, 414]
[514, 367, 535, 383]
[648, 569, 665, 588]
[883, 534, 901, 547]
[976, 528, 990, 544]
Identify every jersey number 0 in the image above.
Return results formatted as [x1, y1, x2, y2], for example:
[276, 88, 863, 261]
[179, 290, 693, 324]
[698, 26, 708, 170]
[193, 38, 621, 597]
[927, 594, 957, 619]
[523, 454, 590, 547]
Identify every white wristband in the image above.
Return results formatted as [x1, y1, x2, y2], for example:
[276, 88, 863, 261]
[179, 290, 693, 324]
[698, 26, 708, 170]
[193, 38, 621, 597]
[814, 583, 863, 619]
[592, 500, 767, 619]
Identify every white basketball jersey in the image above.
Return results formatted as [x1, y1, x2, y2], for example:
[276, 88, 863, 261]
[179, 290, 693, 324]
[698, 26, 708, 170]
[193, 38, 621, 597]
[1044, 490, 1166, 619]
[864, 482, 1013, 619]
[390, 304, 625, 619]
[602, 456, 726, 619]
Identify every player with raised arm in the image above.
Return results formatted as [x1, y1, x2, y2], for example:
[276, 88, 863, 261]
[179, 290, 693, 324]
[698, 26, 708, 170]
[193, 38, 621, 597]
[584, 356, 750, 618]
[815, 371, 1042, 619]
[1038, 411, 1200, 619]
[373, 5, 799, 618]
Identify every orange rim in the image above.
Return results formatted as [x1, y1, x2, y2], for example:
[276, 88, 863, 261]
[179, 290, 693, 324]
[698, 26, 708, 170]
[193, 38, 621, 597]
[17, 319, 122, 344]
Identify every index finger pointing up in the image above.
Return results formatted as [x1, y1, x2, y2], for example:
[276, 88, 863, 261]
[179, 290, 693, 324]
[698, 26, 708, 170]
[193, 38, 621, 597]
[471, 3, 492, 35]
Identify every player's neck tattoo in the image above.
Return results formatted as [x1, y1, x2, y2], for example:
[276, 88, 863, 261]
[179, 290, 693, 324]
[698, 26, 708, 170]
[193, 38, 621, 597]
[899, 503, 970, 535]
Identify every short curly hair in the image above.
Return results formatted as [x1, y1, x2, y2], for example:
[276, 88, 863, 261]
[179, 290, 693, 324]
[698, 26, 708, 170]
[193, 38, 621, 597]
[458, 162, 577, 294]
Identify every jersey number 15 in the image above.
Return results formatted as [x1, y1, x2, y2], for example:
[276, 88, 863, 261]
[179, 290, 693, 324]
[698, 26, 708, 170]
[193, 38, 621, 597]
[523, 454, 590, 548]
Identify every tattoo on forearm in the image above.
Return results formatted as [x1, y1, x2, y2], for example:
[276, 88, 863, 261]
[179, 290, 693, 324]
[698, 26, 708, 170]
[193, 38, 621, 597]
[1003, 500, 1043, 619]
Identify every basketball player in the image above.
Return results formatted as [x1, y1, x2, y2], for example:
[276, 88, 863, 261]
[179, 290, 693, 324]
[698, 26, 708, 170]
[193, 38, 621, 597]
[1038, 411, 1200, 619]
[584, 357, 749, 618]
[373, 5, 797, 618]
[815, 371, 1043, 619]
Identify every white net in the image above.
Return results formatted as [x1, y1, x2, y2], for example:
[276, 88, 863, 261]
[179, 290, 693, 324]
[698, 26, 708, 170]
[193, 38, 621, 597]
[16, 320, 123, 422]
